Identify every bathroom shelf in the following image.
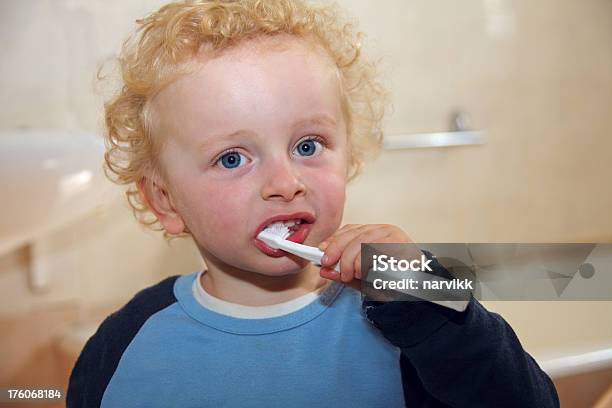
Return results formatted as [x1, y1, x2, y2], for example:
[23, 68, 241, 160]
[383, 130, 485, 150]
[383, 111, 485, 150]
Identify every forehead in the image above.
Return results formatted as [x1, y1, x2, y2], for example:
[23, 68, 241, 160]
[149, 36, 343, 143]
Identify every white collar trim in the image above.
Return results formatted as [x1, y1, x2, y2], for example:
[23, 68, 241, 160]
[191, 270, 330, 319]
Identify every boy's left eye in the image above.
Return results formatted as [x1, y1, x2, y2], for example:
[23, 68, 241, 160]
[293, 138, 324, 157]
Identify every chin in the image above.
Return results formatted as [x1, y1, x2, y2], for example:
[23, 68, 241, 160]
[261, 269, 302, 278]
[256, 257, 310, 276]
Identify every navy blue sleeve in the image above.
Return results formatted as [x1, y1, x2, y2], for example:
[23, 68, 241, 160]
[66, 275, 180, 408]
[363, 253, 560, 408]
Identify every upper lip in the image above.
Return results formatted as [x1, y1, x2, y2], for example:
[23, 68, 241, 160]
[254, 211, 316, 238]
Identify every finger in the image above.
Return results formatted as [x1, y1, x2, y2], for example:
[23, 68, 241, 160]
[354, 232, 394, 279]
[354, 256, 361, 280]
[320, 267, 362, 291]
[320, 266, 340, 281]
[322, 225, 387, 268]
[318, 224, 362, 250]
[339, 229, 391, 282]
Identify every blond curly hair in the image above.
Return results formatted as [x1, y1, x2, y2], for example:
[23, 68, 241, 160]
[103, 0, 387, 235]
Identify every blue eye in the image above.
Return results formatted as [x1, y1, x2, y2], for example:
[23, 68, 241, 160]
[294, 138, 323, 157]
[217, 151, 246, 169]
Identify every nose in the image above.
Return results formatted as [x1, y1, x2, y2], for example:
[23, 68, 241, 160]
[260, 156, 306, 202]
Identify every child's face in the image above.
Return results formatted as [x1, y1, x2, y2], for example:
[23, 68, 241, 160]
[148, 37, 349, 276]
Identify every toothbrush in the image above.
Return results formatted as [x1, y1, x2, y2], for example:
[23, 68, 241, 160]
[257, 223, 341, 272]
[257, 223, 469, 312]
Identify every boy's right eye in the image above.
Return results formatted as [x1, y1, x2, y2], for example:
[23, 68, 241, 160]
[216, 150, 247, 169]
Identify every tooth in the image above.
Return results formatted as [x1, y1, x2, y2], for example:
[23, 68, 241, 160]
[266, 218, 305, 229]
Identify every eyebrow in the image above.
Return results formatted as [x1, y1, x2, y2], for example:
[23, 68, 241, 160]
[201, 114, 338, 148]
[290, 114, 337, 131]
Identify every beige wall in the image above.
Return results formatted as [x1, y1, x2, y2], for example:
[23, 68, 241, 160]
[0, 0, 610, 395]
[339, 0, 612, 243]
[333, 0, 612, 354]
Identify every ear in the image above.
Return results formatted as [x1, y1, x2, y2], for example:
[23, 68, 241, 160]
[137, 176, 186, 235]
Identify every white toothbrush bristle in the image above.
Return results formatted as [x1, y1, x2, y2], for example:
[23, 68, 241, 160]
[263, 222, 291, 239]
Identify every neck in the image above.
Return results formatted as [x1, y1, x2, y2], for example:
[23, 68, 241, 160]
[199, 257, 327, 306]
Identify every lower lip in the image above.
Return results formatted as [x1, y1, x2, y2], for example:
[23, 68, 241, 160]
[254, 223, 312, 257]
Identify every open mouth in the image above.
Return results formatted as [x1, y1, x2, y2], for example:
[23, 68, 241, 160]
[254, 213, 315, 257]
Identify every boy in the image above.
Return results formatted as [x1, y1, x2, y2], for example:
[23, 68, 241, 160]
[68, 1, 559, 407]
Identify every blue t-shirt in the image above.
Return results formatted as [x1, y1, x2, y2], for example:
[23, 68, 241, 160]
[79, 272, 405, 407]
[67, 255, 559, 407]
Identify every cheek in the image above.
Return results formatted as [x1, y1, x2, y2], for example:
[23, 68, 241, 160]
[178, 178, 253, 234]
[323, 175, 346, 220]
[308, 164, 347, 224]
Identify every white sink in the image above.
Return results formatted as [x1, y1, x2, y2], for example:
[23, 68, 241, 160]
[0, 128, 113, 260]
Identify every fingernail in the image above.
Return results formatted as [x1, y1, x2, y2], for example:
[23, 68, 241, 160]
[321, 255, 329, 265]
[320, 267, 338, 279]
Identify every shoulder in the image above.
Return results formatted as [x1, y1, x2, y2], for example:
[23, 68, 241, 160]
[106, 274, 181, 324]
[92, 274, 181, 343]
[66, 275, 181, 408]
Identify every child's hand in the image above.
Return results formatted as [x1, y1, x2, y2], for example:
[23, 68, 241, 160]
[318, 224, 412, 284]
